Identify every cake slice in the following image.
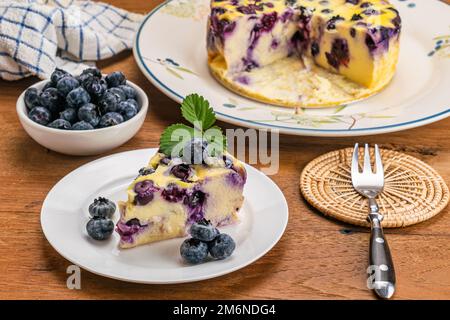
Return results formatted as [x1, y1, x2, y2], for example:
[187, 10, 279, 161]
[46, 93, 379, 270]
[116, 152, 246, 248]
[115, 94, 245, 249]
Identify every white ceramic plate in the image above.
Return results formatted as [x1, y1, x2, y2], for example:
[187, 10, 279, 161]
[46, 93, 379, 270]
[41, 149, 288, 284]
[133, 0, 450, 137]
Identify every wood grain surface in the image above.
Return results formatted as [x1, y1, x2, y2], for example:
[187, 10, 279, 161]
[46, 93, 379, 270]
[0, 0, 449, 300]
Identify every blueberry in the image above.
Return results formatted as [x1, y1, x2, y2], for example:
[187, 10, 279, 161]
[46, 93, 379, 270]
[98, 90, 119, 114]
[50, 68, 69, 85]
[260, 12, 277, 32]
[78, 103, 100, 127]
[185, 190, 206, 208]
[98, 112, 124, 128]
[24, 87, 41, 110]
[180, 238, 209, 264]
[159, 157, 171, 166]
[67, 87, 91, 109]
[88, 197, 116, 219]
[86, 218, 114, 240]
[117, 100, 138, 120]
[171, 164, 191, 181]
[182, 138, 208, 165]
[161, 183, 186, 202]
[107, 87, 126, 102]
[59, 108, 78, 124]
[126, 99, 139, 110]
[42, 81, 54, 92]
[56, 76, 79, 96]
[80, 67, 102, 79]
[77, 68, 102, 86]
[189, 219, 219, 242]
[29, 107, 51, 125]
[118, 85, 136, 100]
[82, 77, 107, 100]
[105, 71, 126, 87]
[208, 233, 236, 260]
[40, 87, 62, 114]
[134, 180, 158, 205]
[223, 155, 234, 169]
[311, 41, 320, 56]
[138, 167, 155, 177]
[72, 120, 94, 130]
[48, 119, 71, 130]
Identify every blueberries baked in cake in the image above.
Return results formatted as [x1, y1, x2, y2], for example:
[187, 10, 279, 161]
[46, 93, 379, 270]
[25, 68, 140, 130]
[116, 94, 246, 249]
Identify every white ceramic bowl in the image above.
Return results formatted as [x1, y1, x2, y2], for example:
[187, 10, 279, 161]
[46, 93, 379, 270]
[17, 79, 148, 156]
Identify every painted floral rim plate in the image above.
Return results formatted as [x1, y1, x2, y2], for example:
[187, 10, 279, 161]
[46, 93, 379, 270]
[41, 149, 288, 284]
[133, 0, 449, 137]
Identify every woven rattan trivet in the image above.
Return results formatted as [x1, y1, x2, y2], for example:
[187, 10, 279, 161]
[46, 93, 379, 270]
[300, 147, 449, 228]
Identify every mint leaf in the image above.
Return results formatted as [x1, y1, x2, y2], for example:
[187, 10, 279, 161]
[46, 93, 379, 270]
[181, 94, 216, 130]
[159, 124, 194, 156]
[204, 126, 227, 156]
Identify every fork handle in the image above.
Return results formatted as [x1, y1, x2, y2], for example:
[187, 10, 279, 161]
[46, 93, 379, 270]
[367, 200, 396, 299]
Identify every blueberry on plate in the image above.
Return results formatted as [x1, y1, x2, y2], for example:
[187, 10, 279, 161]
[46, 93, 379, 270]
[72, 120, 94, 130]
[56, 75, 79, 96]
[107, 87, 126, 102]
[59, 107, 78, 124]
[180, 238, 209, 264]
[189, 219, 219, 242]
[83, 77, 107, 100]
[208, 233, 236, 260]
[119, 85, 136, 100]
[98, 90, 119, 114]
[78, 103, 100, 127]
[98, 112, 124, 128]
[48, 119, 71, 130]
[28, 107, 52, 125]
[86, 218, 114, 240]
[66, 87, 91, 109]
[50, 68, 68, 85]
[89, 197, 116, 219]
[105, 71, 126, 88]
[117, 100, 138, 120]
[24, 87, 41, 110]
[40, 87, 62, 114]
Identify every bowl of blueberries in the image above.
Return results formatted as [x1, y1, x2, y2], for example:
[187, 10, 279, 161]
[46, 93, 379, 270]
[17, 68, 148, 156]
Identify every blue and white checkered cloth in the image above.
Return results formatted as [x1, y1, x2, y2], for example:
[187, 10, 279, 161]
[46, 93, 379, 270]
[0, 0, 143, 80]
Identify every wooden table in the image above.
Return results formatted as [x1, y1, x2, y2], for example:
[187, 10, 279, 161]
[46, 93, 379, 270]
[0, 0, 449, 300]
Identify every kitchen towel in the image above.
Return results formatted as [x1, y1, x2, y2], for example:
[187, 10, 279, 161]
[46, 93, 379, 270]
[0, 0, 143, 80]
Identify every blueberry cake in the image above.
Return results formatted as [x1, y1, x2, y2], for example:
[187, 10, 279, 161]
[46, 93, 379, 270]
[207, 0, 401, 107]
[116, 152, 246, 248]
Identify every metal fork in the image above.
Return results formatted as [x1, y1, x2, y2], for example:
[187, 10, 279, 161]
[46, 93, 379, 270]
[351, 143, 396, 299]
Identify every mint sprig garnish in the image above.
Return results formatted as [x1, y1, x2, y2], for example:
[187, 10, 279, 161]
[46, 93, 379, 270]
[159, 124, 194, 156]
[159, 94, 226, 157]
[180, 94, 216, 130]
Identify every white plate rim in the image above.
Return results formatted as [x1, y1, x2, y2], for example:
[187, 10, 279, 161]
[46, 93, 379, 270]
[132, 0, 450, 137]
[40, 148, 289, 284]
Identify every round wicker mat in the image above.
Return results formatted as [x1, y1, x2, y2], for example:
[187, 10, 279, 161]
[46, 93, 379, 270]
[300, 147, 449, 228]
